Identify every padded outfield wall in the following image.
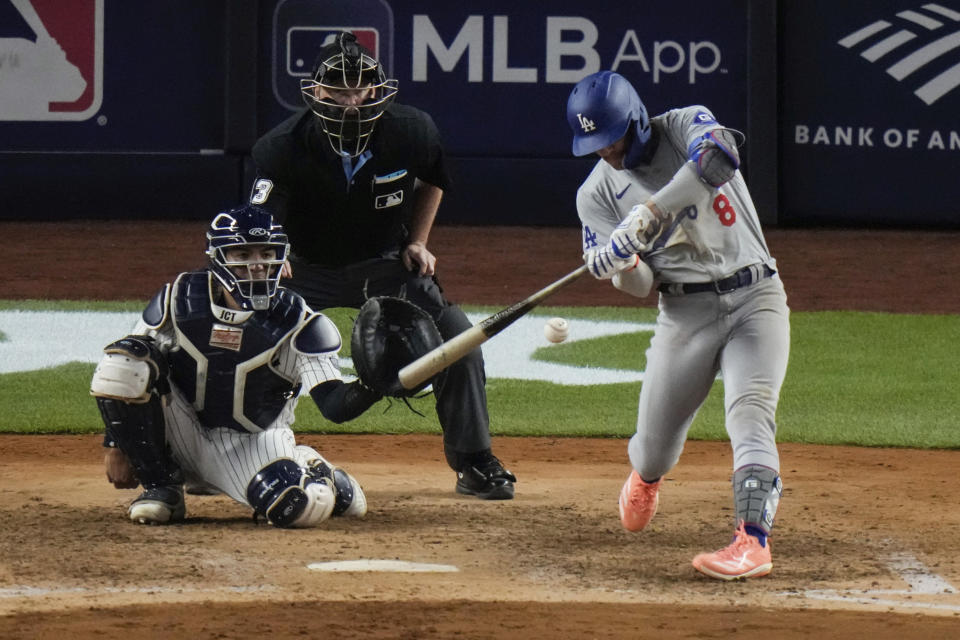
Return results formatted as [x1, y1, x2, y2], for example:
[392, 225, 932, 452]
[0, 0, 957, 227]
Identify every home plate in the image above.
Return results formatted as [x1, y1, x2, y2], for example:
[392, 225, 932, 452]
[307, 559, 459, 573]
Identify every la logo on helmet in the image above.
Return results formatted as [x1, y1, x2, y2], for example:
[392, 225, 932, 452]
[577, 113, 596, 132]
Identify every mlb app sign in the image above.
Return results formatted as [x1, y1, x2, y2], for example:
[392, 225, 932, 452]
[0, 0, 103, 121]
[271, 0, 394, 111]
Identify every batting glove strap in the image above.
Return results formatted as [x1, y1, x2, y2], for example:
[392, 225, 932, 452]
[584, 247, 638, 280]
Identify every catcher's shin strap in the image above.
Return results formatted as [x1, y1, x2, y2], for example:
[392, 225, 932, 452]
[658, 264, 775, 296]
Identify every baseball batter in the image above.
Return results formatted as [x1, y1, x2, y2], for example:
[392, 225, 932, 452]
[90, 206, 377, 527]
[566, 71, 790, 580]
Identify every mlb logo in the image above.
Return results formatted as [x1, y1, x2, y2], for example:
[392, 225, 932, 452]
[286, 28, 380, 78]
[272, 0, 395, 112]
[0, 0, 103, 121]
[375, 190, 403, 209]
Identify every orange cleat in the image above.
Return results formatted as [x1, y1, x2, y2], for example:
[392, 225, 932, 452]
[692, 521, 772, 580]
[618, 470, 661, 531]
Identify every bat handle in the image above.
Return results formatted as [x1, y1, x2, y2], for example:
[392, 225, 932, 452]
[396, 263, 588, 390]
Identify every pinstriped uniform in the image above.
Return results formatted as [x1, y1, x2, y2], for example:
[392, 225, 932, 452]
[129, 277, 342, 506]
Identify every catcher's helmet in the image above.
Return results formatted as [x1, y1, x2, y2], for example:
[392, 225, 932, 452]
[206, 205, 289, 311]
[301, 32, 399, 158]
[566, 71, 651, 159]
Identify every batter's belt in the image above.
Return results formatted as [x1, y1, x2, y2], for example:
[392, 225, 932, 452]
[658, 264, 775, 296]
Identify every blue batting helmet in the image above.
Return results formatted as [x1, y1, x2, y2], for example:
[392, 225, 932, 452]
[566, 71, 650, 157]
[206, 205, 289, 311]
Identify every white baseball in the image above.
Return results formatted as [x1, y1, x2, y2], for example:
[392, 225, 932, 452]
[543, 317, 569, 343]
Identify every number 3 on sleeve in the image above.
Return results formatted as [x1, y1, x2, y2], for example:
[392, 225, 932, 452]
[250, 179, 274, 205]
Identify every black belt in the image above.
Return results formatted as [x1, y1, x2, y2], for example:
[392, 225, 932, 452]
[658, 265, 775, 296]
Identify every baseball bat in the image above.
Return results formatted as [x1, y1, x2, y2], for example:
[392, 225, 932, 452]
[397, 264, 588, 390]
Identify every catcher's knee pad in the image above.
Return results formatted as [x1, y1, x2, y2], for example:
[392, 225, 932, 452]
[247, 459, 335, 528]
[91, 335, 170, 403]
[733, 464, 782, 535]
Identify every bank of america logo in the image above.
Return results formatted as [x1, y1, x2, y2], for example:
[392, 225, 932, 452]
[839, 3, 960, 105]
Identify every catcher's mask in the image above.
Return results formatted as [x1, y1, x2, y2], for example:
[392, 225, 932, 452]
[206, 206, 289, 311]
[350, 297, 443, 397]
[301, 31, 399, 158]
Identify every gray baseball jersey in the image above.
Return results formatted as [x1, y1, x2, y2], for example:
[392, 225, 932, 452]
[575, 106, 790, 518]
[129, 284, 341, 506]
[577, 106, 776, 284]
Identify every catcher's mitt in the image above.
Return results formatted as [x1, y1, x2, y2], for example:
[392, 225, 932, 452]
[350, 296, 443, 397]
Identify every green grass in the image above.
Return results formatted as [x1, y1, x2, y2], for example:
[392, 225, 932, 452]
[2, 301, 958, 449]
[776, 312, 960, 448]
[533, 334, 653, 371]
[0, 299, 144, 311]
[3, 362, 103, 433]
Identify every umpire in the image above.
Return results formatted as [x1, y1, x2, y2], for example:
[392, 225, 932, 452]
[248, 32, 516, 500]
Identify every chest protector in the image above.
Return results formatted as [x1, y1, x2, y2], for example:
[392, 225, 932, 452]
[168, 271, 305, 432]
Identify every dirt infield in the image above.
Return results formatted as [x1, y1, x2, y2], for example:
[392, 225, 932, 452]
[7, 221, 960, 314]
[2, 223, 960, 638]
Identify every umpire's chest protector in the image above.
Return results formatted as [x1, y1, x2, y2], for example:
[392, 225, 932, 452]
[167, 272, 304, 433]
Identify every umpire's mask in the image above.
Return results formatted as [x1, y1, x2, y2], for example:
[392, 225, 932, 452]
[301, 32, 398, 158]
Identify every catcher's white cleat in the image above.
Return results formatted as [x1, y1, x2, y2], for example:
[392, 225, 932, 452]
[128, 485, 185, 525]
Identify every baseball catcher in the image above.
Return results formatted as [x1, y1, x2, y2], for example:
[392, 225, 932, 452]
[90, 205, 378, 527]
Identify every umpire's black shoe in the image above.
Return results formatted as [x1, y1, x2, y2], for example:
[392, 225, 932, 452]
[128, 485, 185, 525]
[455, 452, 516, 500]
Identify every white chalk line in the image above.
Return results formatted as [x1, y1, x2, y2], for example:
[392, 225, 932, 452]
[796, 593, 960, 612]
[778, 551, 960, 612]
